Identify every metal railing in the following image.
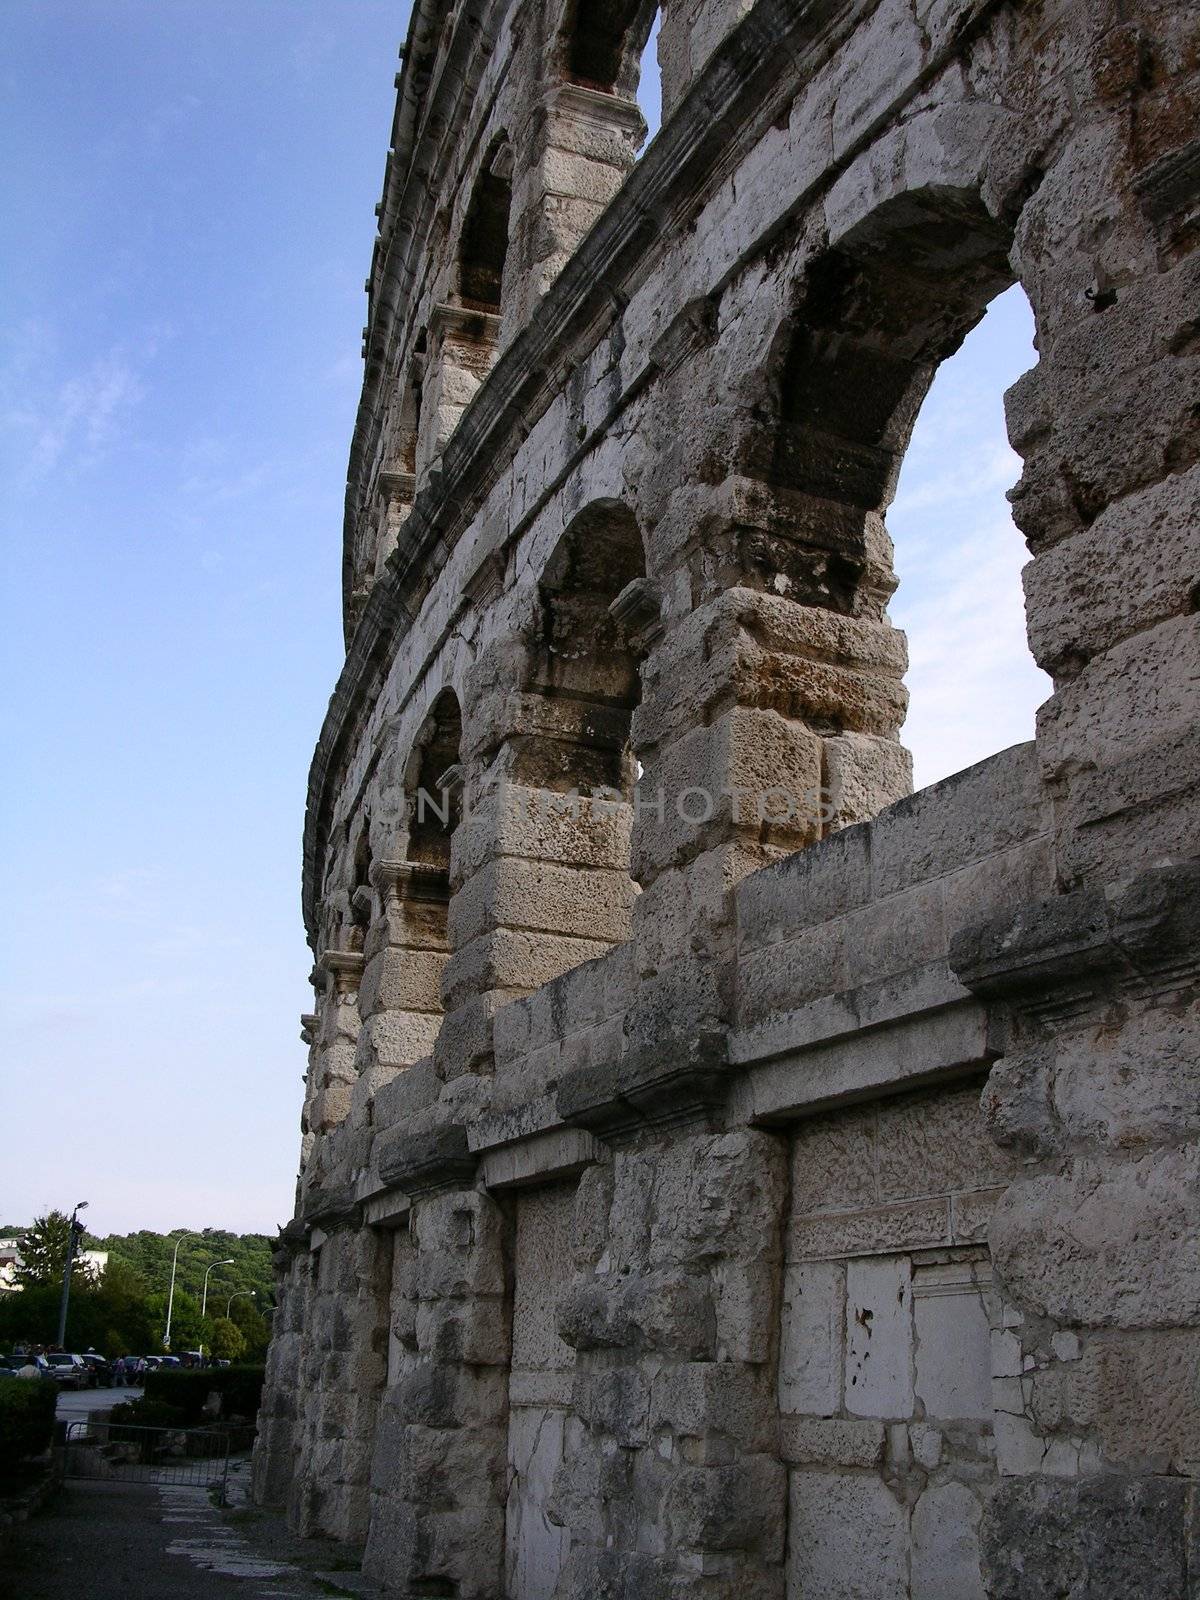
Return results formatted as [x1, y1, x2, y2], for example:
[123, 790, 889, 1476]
[59, 1419, 250, 1501]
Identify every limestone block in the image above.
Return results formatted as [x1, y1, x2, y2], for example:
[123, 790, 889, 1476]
[1024, 465, 1200, 673]
[735, 820, 873, 953]
[868, 741, 1048, 898]
[505, 1404, 571, 1600]
[575, 1366, 650, 1448]
[664, 1455, 786, 1558]
[434, 990, 522, 1078]
[389, 1361, 508, 1431]
[712, 1258, 777, 1362]
[358, 947, 447, 1017]
[415, 1295, 510, 1365]
[512, 1181, 578, 1374]
[980, 1475, 1189, 1600]
[787, 1469, 910, 1599]
[630, 706, 823, 882]
[737, 918, 848, 1024]
[650, 1363, 777, 1453]
[1032, 1328, 1200, 1474]
[1051, 1007, 1200, 1152]
[447, 856, 636, 946]
[373, 1053, 439, 1129]
[363, 1010, 443, 1070]
[875, 1080, 1009, 1204]
[1037, 613, 1200, 779]
[621, 1269, 717, 1359]
[843, 878, 947, 988]
[845, 1256, 914, 1419]
[911, 1481, 986, 1600]
[635, 590, 906, 755]
[634, 842, 763, 977]
[778, 1416, 885, 1467]
[822, 730, 913, 828]
[790, 1197, 952, 1263]
[779, 1262, 845, 1417]
[791, 1102, 878, 1215]
[441, 927, 612, 1011]
[912, 1260, 994, 1422]
[989, 1148, 1200, 1327]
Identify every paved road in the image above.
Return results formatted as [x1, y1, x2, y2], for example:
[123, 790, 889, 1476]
[56, 1384, 142, 1422]
[0, 1465, 377, 1600]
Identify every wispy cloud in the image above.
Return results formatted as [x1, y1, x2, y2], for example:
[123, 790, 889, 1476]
[887, 285, 1049, 788]
[0, 324, 152, 489]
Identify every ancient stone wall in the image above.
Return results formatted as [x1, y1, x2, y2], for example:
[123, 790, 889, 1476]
[254, 0, 1200, 1594]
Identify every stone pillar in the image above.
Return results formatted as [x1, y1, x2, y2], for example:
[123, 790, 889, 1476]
[951, 865, 1200, 1585]
[374, 466, 417, 576]
[289, 1217, 390, 1543]
[434, 631, 639, 1079]
[418, 304, 501, 472]
[362, 1133, 510, 1599]
[624, 472, 910, 1107]
[506, 81, 645, 334]
[552, 1129, 789, 1598]
[352, 858, 450, 1101]
[251, 1223, 310, 1510]
[304, 949, 364, 1140]
[297, 1010, 319, 1192]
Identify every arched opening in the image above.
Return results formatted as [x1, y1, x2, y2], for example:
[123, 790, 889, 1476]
[562, 0, 658, 99]
[438, 504, 651, 1069]
[527, 500, 649, 802]
[887, 284, 1049, 787]
[634, 8, 662, 141]
[405, 689, 463, 871]
[725, 188, 1040, 835]
[459, 140, 513, 314]
[348, 823, 374, 952]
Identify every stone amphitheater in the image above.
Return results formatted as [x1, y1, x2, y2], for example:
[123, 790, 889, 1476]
[251, 1, 1200, 1594]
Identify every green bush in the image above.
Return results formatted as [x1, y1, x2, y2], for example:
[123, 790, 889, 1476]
[0, 1381, 57, 1476]
[142, 1365, 265, 1425]
[108, 1397, 186, 1434]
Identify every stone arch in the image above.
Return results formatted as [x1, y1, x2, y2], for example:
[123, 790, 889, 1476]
[747, 186, 1045, 797]
[523, 498, 650, 797]
[436, 501, 653, 1077]
[403, 686, 464, 871]
[559, 0, 659, 98]
[730, 191, 1014, 584]
[459, 136, 513, 314]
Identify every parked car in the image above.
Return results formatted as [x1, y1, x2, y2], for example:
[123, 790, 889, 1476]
[3, 1353, 50, 1378]
[42, 1352, 92, 1389]
[80, 1352, 112, 1386]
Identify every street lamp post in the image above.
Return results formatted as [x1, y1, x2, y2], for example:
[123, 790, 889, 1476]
[163, 1232, 194, 1351]
[201, 1259, 235, 1320]
[226, 1289, 257, 1319]
[55, 1202, 88, 1348]
[199, 1259, 235, 1356]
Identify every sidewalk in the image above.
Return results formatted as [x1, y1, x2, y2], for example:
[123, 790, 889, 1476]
[0, 1459, 379, 1600]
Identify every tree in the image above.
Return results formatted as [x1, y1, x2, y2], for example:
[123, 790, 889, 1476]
[208, 1318, 246, 1361]
[15, 1212, 73, 1287]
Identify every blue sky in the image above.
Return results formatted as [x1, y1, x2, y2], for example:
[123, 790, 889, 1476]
[0, 5, 1046, 1236]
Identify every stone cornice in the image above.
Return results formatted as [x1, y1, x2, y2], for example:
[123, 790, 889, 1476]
[370, 858, 452, 903]
[949, 863, 1200, 1028]
[318, 949, 366, 997]
[376, 1123, 478, 1197]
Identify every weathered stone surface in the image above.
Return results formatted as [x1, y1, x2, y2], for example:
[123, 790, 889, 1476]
[255, 0, 1200, 1594]
[980, 1476, 1191, 1600]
